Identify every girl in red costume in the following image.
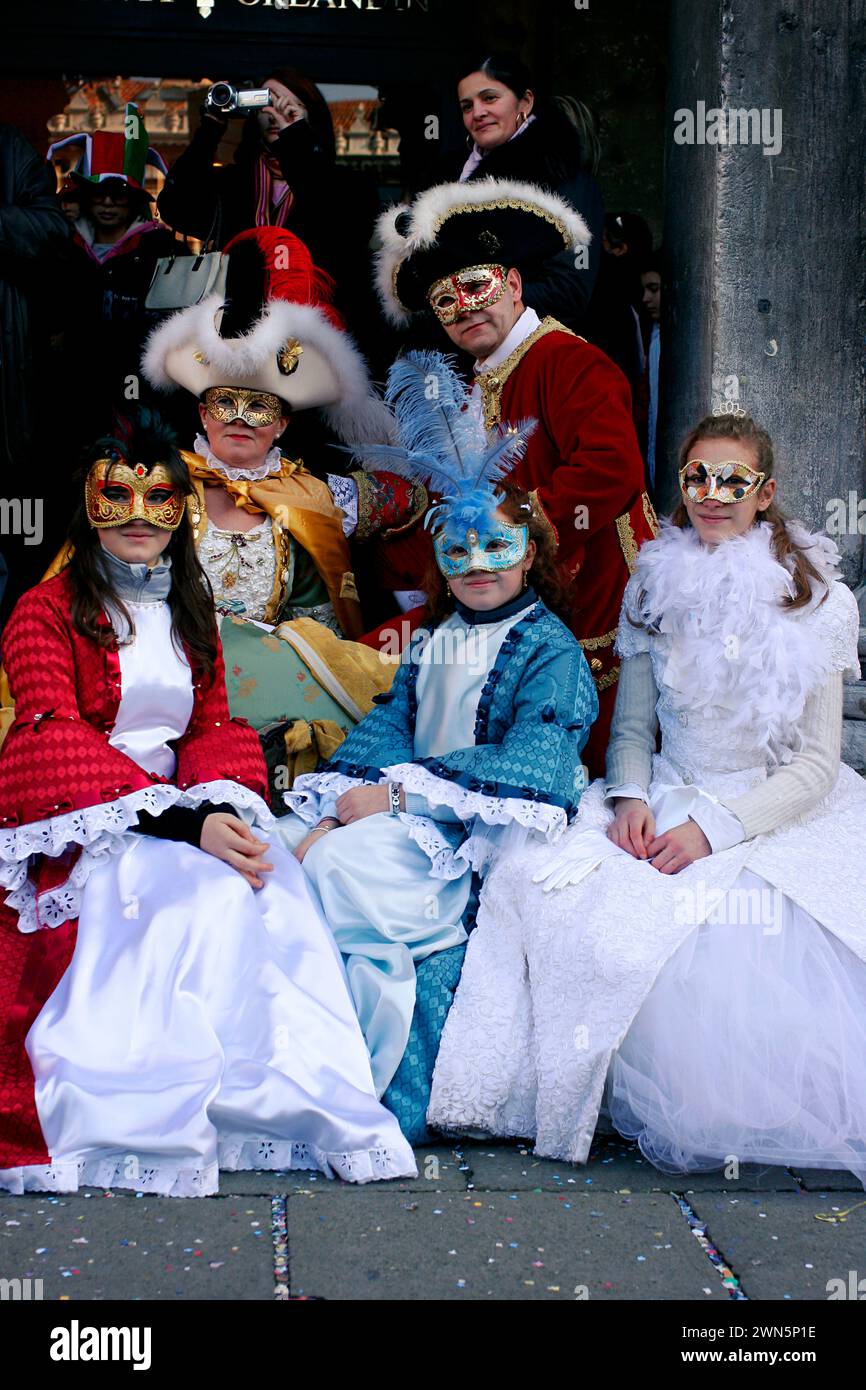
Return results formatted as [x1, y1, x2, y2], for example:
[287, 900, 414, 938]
[0, 412, 415, 1196]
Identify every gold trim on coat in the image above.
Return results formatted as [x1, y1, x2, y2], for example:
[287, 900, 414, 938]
[579, 627, 618, 651]
[477, 317, 577, 429]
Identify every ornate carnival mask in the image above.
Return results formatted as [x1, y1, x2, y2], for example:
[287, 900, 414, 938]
[427, 264, 508, 325]
[433, 518, 529, 579]
[85, 460, 186, 531]
[679, 457, 766, 505]
[203, 386, 285, 428]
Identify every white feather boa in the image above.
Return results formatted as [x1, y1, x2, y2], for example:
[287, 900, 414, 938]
[621, 520, 849, 767]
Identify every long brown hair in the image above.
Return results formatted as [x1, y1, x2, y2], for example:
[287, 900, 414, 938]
[672, 413, 829, 610]
[68, 415, 219, 678]
[423, 483, 572, 627]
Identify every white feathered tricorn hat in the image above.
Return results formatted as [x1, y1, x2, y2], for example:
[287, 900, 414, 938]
[374, 177, 592, 326]
[142, 228, 392, 447]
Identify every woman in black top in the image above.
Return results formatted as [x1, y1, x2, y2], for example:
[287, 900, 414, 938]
[447, 53, 604, 333]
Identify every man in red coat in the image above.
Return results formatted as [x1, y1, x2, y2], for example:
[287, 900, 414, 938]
[374, 178, 658, 776]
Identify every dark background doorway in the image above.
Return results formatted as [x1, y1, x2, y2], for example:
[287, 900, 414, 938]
[0, 0, 669, 238]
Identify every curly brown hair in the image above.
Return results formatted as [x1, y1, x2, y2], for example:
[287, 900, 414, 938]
[423, 483, 573, 627]
[671, 413, 829, 611]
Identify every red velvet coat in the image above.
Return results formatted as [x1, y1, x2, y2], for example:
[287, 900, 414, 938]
[0, 570, 268, 1170]
[484, 327, 657, 757]
[372, 323, 658, 777]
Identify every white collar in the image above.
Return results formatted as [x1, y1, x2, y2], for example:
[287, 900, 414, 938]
[193, 435, 283, 482]
[475, 307, 541, 375]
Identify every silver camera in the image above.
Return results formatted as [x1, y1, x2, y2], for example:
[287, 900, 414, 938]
[205, 83, 271, 115]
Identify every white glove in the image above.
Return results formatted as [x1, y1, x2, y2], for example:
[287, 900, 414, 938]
[531, 831, 624, 893]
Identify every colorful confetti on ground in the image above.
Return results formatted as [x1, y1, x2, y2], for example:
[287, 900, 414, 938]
[271, 1195, 289, 1299]
[672, 1193, 746, 1299]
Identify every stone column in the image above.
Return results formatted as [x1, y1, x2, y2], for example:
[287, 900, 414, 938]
[659, 0, 866, 599]
[660, 0, 866, 768]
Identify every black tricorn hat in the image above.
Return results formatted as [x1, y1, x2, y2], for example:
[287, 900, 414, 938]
[375, 177, 591, 324]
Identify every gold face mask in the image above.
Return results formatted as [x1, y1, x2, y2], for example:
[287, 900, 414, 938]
[85, 461, 187, 531]
[203, 386, 284, 428]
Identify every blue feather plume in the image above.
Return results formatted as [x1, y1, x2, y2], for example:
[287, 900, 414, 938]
[342, 352, 536, 538]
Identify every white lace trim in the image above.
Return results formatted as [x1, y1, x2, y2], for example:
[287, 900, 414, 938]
[285, 764, 567, 878]
[383, 762, 568, 837]
[0, 1138, 413, 1196]
[400, 813, 467, 881]
[193, 434, 283, 482]
[0, 781, 275, 934]
[283, 771, 368, 822]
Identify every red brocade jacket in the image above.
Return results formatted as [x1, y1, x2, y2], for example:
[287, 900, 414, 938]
[0, 570, 268, 1169]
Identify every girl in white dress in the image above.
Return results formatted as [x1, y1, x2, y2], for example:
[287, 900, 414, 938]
[0, 414, 415, 1195]
[429, 412, 866, 1184]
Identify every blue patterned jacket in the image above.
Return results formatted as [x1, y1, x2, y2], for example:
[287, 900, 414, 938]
[318, 601, 598, 821]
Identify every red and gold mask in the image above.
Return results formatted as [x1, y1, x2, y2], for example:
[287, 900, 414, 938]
[427, 264, 508, 325]
[85, 460, 186, 531]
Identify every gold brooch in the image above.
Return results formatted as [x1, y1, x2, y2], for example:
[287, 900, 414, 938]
[193, 350, 210, 365]
[277, 339, 303, 375]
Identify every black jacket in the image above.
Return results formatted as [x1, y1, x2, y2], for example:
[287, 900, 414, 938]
[445, 116, 604, 334]
[56, 220, 186, 443]
[158, 117, 381, 343]
[0, 124, 69, 474]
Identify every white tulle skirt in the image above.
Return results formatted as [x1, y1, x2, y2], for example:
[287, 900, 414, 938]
[605, 870, 866, 1183]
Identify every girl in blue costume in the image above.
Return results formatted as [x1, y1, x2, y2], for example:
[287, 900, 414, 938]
[276, 353, 598, 1118]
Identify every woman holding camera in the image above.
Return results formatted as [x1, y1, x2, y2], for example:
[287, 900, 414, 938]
[158, 67, 379, 342]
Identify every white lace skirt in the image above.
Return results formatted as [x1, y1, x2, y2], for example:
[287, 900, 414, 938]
[606, 870, 866, 1184]
[0, 834, 416, 1196]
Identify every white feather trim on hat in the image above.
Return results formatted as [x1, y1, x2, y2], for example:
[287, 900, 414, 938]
[141, 296, 393, 446]
[373, 178, 592, 326]
[373, 203, 414, 327]
[408, 177, 591, 250]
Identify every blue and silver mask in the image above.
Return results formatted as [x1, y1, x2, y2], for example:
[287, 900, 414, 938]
[433, 516, 529, 578]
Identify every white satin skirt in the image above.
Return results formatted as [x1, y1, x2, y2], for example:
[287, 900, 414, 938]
[606, 870, 866, 1184]
[1, 834, 416, 1195]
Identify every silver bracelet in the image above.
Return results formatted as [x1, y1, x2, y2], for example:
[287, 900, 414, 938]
[388, 782, 402, 816]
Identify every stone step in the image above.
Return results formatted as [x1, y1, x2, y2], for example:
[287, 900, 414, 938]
[843, 681, 866, 721]
[842, 717, 866, 772]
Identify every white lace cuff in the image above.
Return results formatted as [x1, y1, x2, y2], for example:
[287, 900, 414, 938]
[0, 780, 275, 934]
[283, 770, 370, 823]
[398, 814, 544, 883]
[326, 474, 359, 536]
[383, 762, 568, 839]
